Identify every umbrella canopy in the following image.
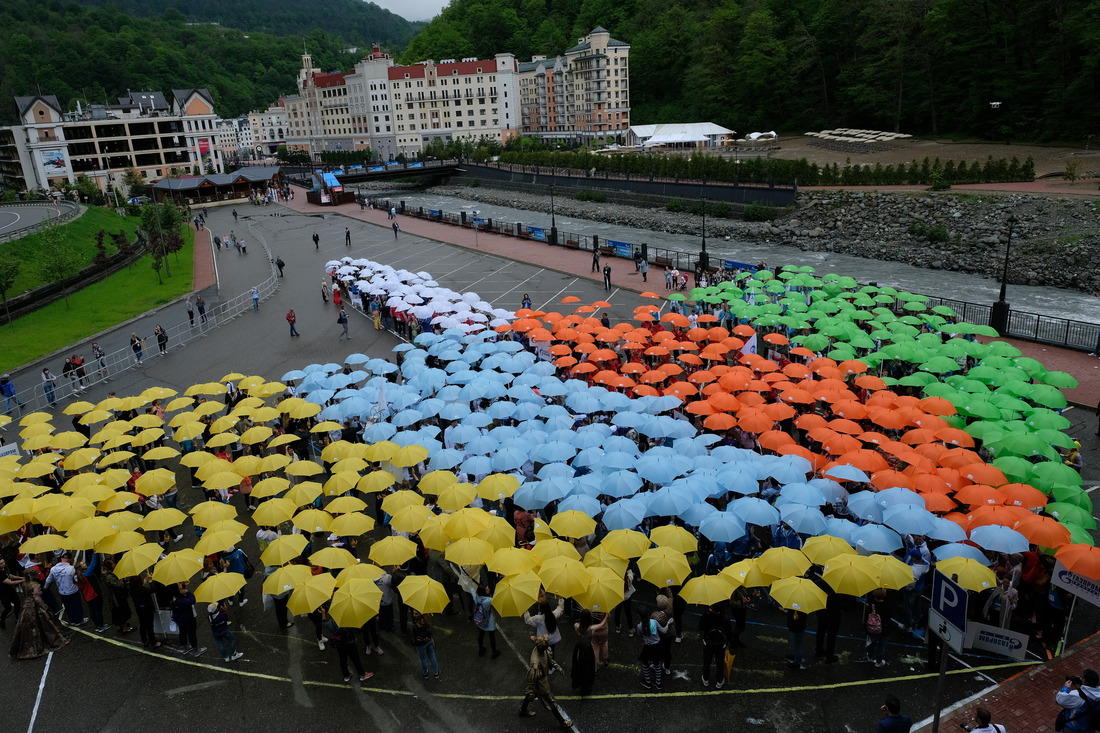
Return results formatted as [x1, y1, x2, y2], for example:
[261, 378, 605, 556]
[756, 547, 811, 579]
[398, 575, 449, 613]
[802, 535, 857, 565]
[287, 573, 337, 615]
[649, 525, 698, 554]
[822, 555, 880, 596]
[935, 558, 997, 591]
[492, 571, 542, 617]
[141, 507, 189, 533]
[576, 565, 626, 612]
[488, 547, 538, 576]
[770, 576, 828, 613]
[262, 565, 312, 595]
[114, 542, 164, 578]
[445, 537, 494, 566]
[329, 578, 383, 627]
[194, 572, 247, 603]
[152, 549, 203, 585]
[549, 510, 597, 540]
[679, 574, 737, 606]
[538, 556, 592, 598]
[600, 529, 652, 559]
[369, 535, 417, 567]
[636, 546, 691, 587]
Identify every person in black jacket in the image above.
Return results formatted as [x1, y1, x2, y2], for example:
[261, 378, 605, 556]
[699, 604, 732, 688]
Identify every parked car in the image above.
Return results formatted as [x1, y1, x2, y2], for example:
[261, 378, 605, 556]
[128, 195, 152, 205]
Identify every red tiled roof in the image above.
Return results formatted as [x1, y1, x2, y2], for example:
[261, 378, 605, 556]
[387, 59, 500, 81]
[313, 71, 351, 89]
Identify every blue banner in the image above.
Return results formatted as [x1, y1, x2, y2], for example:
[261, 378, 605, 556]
[369, 166, 384, 172]
[409, 162, 424, 168]
[428, 210, 441, 217]
[608, 240, 632, 258]
[723, 260, 758, 272]
[528, 226, 546, 242]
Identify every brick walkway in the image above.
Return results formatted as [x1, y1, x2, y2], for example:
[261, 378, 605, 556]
[912, 633, 1100, 732]
[192, 226, 215, 291]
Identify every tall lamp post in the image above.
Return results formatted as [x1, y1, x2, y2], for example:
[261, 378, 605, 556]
[549, 183, 558, 246]
[698, 195, 709, 271]
[988, 215, 1018, 336]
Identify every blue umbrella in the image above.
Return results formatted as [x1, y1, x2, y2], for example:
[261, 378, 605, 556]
[281, 369, 307, 382]
[413, 333, 442, 346]
[846, 492, 884, 523]
[645, 488, 697, 517]
[969, 525, 1029, 554]
[415, 398, 444, 418]
[776, 483, 827, 507]
[882, 505, 937, 536]
[391, 343, 417, 353]
[459, 455, 492, 476]
[304, 389, 335, 405]
[822, 516, 857, 544]
[565, 392, 604, 414]
[464, 435, 501, 458]
[729, 497, 780, 527]
[446, 370, 481, 385]
[318, 405, 344, 421]
[595, 471, 644, 499]
[932, 542, 991, 565]
[757, 455, 812, 484]
[491, 448, 528, 472]
[634, 455, 689, 485]
[538, 404, 570, 420]
[823, 464, 870, 483]
[392, 409, 424, 428]
[599, 392, 634, 412]
[434, 385, 462, 402]
[427, 449, 466, 471]
[876, 487, 926, 509]
[513, 480, 571, 510]
[602, 498, 648, 531]
[344, 353, 370, 364]
[611, 412, 647, 429]
[446, 424, 482, 445]
[571, 448, 605, 469]
[513, 403, 543, 421]
[486, 402, 517, 420]
[779, 504, 827, 535]
[558, 494, 602, 516]
[366, 358, 398, 374]
[601, 436, 639, 454]
[807, 478, 849, 505]
[487, 425, 519, 442]
[927, 517, 967, 543]
[699, 512, 748, 542]
[714, 467, 759, 496]
[851, 524, 903, 553]
[460, 381, 505, 401]
[439, 403, 472, 421]
[536, 463, 574, 480]
[680, 502, 719, 527]
[601, 452, 638, 471]
[362, 422, 397, 442]
[532, 441, 576, 464]
[463, 412, 494, 428]
[571, 427, 612, 449]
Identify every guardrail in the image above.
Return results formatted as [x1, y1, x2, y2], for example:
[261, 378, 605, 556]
[5, 222, 279, 417]
[0, 200, 82, 242]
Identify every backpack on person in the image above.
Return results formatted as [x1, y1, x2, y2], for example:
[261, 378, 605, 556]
[703, 625, 727, 648]
[473, 601, 489, 628]
[866, 604, 883, 636]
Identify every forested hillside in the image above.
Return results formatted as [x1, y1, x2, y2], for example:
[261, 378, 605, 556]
[0, 1, 366, 122]
[403, 0, 1100, 142]
[71, 0, 419, 48]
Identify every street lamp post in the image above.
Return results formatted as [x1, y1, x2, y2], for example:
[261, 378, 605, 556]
[549, 183, 558, 246]
[1087, 134, 1095, 151]
[699, 195, 709, 271]
[988, 215, 1018, 336]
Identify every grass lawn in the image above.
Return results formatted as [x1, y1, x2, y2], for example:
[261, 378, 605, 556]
[0, 226, 195, 372]
[6, 206, 142, 294]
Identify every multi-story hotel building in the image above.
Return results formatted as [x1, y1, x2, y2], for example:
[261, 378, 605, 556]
[0, 89, 222, 193]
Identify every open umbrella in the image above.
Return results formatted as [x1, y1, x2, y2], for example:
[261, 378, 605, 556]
[549, 510, 597, 540]
[398, 575, 449, 614]
[679, 574, 736, 606]
[600, 529, 652, 559]
[262, 565, 312, 595]
[822, 555, 880, 597]
[756, 547, 811, 579]
[492, 571, 542, 617]
[369, 535, 417, 567]
[770, 576, 827, 613]
[637, 546, 691, 587]
[1056, 545, 1100, 581]
[802, 536, 856, 565]
[114, 542, 164, 578]
[329, 578, 383, 627]
[260, 534, 308, 567]
[152, 548, 203, 585]
[287, 573, 337, 615]
[575, 566, 625, 612]
[935, 558, 997, 591]
[194, 573, 247, 603]
[538, 556, 592, 598]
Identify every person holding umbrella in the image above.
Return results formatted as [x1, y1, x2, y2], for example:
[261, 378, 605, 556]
[320, 605, 373, 683]
[411, 608, 441, 680]
[207, 600, 244, 662]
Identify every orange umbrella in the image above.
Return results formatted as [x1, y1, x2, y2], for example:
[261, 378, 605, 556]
[958, 463, 1007, 486]
[571, 363, 597, 375]
[858, 431, 890, 446]
[838, 360, 868, 375]
[528, 328, 554, 341]
[679, 354, 704, 366]
[867, 408, 907, 430]
[954, 484, 1003, 507]
[835, 449, 889, 472]
[707, 327, 730, 341]
[548, 344, 572, 356]
[918, 397, 957, 416]
[998, 483, 1047, 509]
[634, 385, 659, 397]
[918, 492, 958, 512]
[560, 296, 581, 303]
[639, 291, 661, 299]
[901, 428, 937, 445]
[1056, 545, 1100, 580]
[794, 413, 829, 431]
[854, 375, 887, 391]
[554, 356, 578, 368]
[911, 413, 949, 431]
[822, 433, 862, 455]
[664, 382, 699, 399]
[935, 428, 974, 448]
[732, 325, 755, 338]
[703, 414, 738, 431]
[782, 363, 812, 380]
[575, 342, 598, 354]
[661, 313, 690, 327]
[590, 349, 618, 361]
[762, 402, 796, 422]
[829, 419, 864, 435]
[644, 346, 670, 357]
[942, 512, 972, 532]
[575, 305, 597, 313]
[686, 327, 710, 341]
[763, 333, 789, 346]
[738, 411, 775, 434]
[831, 400, 869, 420]
[696, 314, 719, 323]
[967, 505, 1032, 529]
[870, 470, 915, 490]
[640, 370, 670, 384]
[708, 393, 741, 412]
[1014, 516, 1070, 547]
[686, 401, 718, 416]
[758, 430, 795, 451]
[790, 347, 815, 358]
[592, 300, 612, 308]
[658, 363, 684, 376]
[738, 392, 766, 407]
[687, 370, 717, 384]
[621, 362, 648, 374]
[781, 388, 815, 404]
[911, 473, 952, 495]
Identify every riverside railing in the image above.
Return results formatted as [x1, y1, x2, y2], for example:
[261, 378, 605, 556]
[370, 197, 1100, 354]
[7, 221, 279, 416]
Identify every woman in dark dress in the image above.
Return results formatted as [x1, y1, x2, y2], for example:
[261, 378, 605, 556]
[129, 573, 160, 648]
[103, 558, 135, 633]
[10, 572, 69, 660]
[571, 611, 597, 695]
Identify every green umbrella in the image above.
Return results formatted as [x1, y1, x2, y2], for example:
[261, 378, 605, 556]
[1065, 524, 1095, 546]
[902, 301, 927, 311]
[1051, 485, 1093, 511]
[986, 341, 1023, 357]
[792, 334, 830, 351]
[1031, 461, 1083, 488]
[895, 291, 930, 302]
[931, 305, 957, 316]
[754, 270, 774, 281]
[847, 333, 876, 349]
[1011, 357, 1048, 375]
[987, 434, 1060, 461]
[955, 398, 1004, 420]
[668, 294, 686, 301]
[991, 456, 1036, 483]
[1037, 371, 1079, 389]
[921, 356, 961, 374]
[1045, 502, 1096, 529]
[989, 394, 1032, 413]
[1024, 384, 1068, 409]
[968, 325, 1000, 337]
[922, 382, 959, 397]
[1035, 429, 1077, 450]
[826, 346, 857, 361]
[1023, 409, 1072, 431]
[899, 373, 939, 387]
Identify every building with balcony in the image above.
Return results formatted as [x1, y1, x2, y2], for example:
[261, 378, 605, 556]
[517, 27, 630, 143]
[0, 89, 222, 194]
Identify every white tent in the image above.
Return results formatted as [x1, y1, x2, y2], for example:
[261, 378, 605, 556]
[628, 122, 735, 148]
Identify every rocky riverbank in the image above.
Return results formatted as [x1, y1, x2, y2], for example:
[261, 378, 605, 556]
[364, 181, 1100, 295]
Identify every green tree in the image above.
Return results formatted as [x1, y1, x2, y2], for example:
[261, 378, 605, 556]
[733, 9, 792, 130]
[34, 222, 83, 308]
[0, 259, 20, 324]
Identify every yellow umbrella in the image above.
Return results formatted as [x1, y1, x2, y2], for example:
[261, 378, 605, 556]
[262, 564, 311, 595]
[309, 546, 359, 569]
[419, 470, 458, 495]
[258, 453, 291, 474]
[189, 501, 238, 527]
[321, 441, 358, 463]
[935, 557, 996, 592]
[325, 496, 367, 515]
[390, 445, 429, 468]
[530, 538, 582, 565]
[207, 520, 249, 538]
[322, 472, 358, 497]
[168, 411, 197, 428]
[280, 399, 321, 420]
[476, 473, 520, 500]
[444, 507, 492, 541]
[65, 515, 120, 548]
[130, 428, 165, 447]
[95, 530, 145, 555]
[358, 470, 397, 494]
[600, 529, 651, 559]
[38, 498, 96, 531]
[165, 396, 194, 412]
[398, 575, 449, 614]
[251, 382, 286, 399]
[268, 433, 300, 449]
[102, 434, 133, 451]
[330, 512, 377, 537]
[637, 546, 692, 587]
[285, 460, 324, 477]
[115, 542, 164, 578]
[492, 571, 542, 617]
[445, 537, 494, 566]
[152, 548, 203, 585]
[680, 574, 737, 606]
[220, 372, 246, 383]
[770, 576, 828, 613]
[19, 534, 69, 554]
[97, 491, 142, 514]
[62, 447, 101, 471]
[756, 547, 811, 579]
[549, 510, 597, 540]
[97, 452, 135, 469]
[135, 468, 177, 496]
[330, 457, 368, 474]
[21, 434, 57, 451]
[251, 476, 291, 499]
[63, 401, 97, 415]
[205, 433, 238, 449]
[311, 421, 344, 433]
[329, 578, 383, 627]
[141, 386, 176, 401]
[19, 411, 52, 426]
[390, 504, 434, 533]
[382, 489, 424, 516]
[15, 462, 58, 479]
[285, 482, 323, 507]
[292, 508, 333, 534]
[287, 573, 337, 615]
[142, 507, 188, 532]
[334, 563, 385, 586]
[583, 545, 628, 578]
[418, 514, 450, 552]
[538, 556, 591, 598]
[252, 497, 296, 527]
[866, 554, 915, 591]
[143, 446, 180, 461]
[231, 455, 262, 477]
[368, 535, 417, 567]
[51, 431, 89, 450]
[70, 483, 113, 504]
[488, 546, 538, 576]
[260, 534, 309, 566]
[802, 535, 858, 566]
[576, 565, 626, 613]
[179, 450, 216, 468]
[822, 555, 881, 597]
[476, 515, 516, 551]
[129, 413, 164, 429]
[80, 409, 114, 425]
[194, 530, 242, 555]
[194, 573, 247, 604]
[209, 415, 238, 434]
[240, 426, 274, 445]
[174, 423, 206, 442]
[436, 482, 477, 512]
[721, 559, 776, 589]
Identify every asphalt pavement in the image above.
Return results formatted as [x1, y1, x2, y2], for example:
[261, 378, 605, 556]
[5, 202, 1100, 733]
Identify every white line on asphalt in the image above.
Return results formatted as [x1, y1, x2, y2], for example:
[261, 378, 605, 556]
[539, 279, 580, 311]
[947, 652, 998, 685]
[493, 269, 548, 303]
[0, 210, 21, 232]
[26, 651, 53, 733]
[495, 623, 580, 732]
[1085, 485, 1100, 494]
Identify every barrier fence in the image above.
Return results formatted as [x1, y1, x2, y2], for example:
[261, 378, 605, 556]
[4, 220, 280, 417]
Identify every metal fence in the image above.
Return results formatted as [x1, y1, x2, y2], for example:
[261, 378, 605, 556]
[0, 200, 82, 242]
[5, 221, 279, 416]
[920, 295, 1100, 352]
